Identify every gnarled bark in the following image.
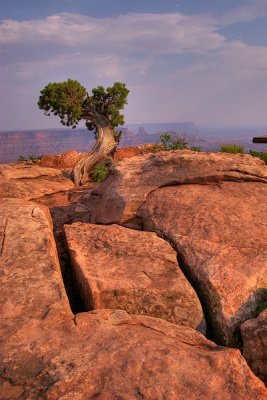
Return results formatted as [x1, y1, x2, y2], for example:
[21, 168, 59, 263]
[72, 112, 117, 186]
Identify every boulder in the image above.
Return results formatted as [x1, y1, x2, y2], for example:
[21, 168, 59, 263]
[85, 150, 267, 225]
[0, 163, 74, 200]
[39, 150, 85, 169]
[1, 199, 266, 399]
[241, 308, 267, 385]
[114, 146, 141, 161]
[64, 223, 203, 329]
[137, 182, 267, 347]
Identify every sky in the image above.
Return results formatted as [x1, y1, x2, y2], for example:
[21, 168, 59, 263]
[1, 0, 267, 131]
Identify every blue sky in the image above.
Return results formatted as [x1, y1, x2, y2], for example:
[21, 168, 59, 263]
[1, 0, 267, 130]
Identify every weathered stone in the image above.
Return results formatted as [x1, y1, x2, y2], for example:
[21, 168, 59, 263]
[47, 310, 267, 400]
[137, 182, 267, 347]
[241, 308, 267, 385]
[86, 150, 267, 225]
[114, 146, 141, 161]
[1, 199, 266, 399]
[0, 163, 74, 200]
[0, 198, 71, 326]
[39, 150, 86, 169]
[64, 223, 203, 329]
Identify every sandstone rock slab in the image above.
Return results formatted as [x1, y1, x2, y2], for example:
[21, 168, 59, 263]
[241, 308, 267, 385]
[64, 223, 203, 329]
[1, 199, 266, 399]
[0, 198, 71, 330]
[0, 163, 74, 199]
[138, 181, 267, 347]
[39, 150, 86, 169]
[85, 150, 267, 225]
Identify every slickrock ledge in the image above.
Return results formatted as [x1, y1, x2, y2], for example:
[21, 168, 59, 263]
[138, 182, 267, 347]
[0, 198, 71, 331]
[1, 199, 266, 399]
[64, 222, 203, 329]
[0, 163, 74, 200]
[76, 150, 267, 349]
[83, 150, 267, 225]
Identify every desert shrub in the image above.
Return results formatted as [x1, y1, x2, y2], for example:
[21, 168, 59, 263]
[189, 146, 201, 152]
[220, 144, 244, 154]
[28, 155, 42, 161]
[141, 133, 202, 154]
[18, 155, 42, 162]
[248, 150, 267, 165]
[160, 132, 188, 150]
[91, 163, 109, 183]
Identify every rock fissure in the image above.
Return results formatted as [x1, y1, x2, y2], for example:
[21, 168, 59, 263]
[1, 151, 267, 397]
[34, 185, 97, 314]
[0, 217, 9, 256]
[139, 226, 209, 337]
[50, 216, 85, 314]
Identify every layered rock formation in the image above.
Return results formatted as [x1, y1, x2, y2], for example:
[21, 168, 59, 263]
[0, 163, 74, 200]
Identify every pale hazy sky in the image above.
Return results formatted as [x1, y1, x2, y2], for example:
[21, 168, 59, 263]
[1, 0, 267, 130]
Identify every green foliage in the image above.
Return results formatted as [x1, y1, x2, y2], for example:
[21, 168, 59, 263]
[38, 79, 86, 128]
[248, 150, 267, 165]
[38, 79, 129, 131]
[220, 144, 244, 154]
[160, 132, 188, 150]
[189, 146, 201, 152]
[18, 155, 42, 162]
[28, 155, 42, 161]
[91, 163, 109, 183]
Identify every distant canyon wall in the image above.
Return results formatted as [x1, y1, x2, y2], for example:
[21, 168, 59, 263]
[0, 123, 265, 163]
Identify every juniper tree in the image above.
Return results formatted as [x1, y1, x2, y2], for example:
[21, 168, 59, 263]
[38, 79, 129, 185]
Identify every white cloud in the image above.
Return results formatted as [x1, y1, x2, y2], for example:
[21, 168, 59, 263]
[1, 9, 267, 129]
[218, 0, 267, 25]
[0, 12, 225, 53]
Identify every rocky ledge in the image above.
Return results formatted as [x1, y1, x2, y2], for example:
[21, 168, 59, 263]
[0, 148, 267, 398]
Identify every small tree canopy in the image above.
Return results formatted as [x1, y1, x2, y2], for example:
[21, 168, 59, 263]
[38, 79, 129, 130]
[38, 79, 129, 185]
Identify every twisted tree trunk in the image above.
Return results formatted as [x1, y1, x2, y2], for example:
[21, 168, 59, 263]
[72, 112, 117, 186]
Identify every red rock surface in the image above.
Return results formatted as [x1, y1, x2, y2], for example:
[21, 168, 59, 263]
[64, 223, 203, 329]
[85, 150, 267, 225]
[114, 146, 141, 161]
[137, 182, 267, 347]
[241, 308, 267, 385]
[0, 163, 74, 200]
[0, 198, 71, 323]
[0, 199, 266, 400]
[1, 154, 267, 398]
[39, 150, 86, 169]
[1, 199, 266, 399]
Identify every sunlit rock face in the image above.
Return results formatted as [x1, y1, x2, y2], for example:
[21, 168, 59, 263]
[64, 222, 204, 329]
[0, 150, 267, 397]
[84, 150, 267, 347]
